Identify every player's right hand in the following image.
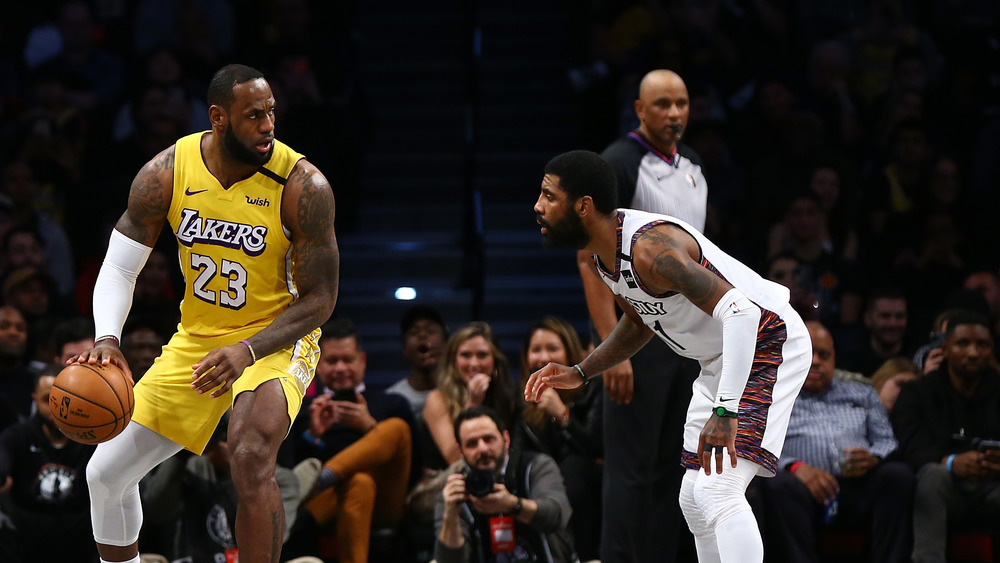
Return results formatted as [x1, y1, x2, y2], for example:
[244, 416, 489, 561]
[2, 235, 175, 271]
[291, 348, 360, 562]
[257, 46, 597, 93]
[793, 464, 839, 504]
[603, 360, 634, 404]
[70, 340, 134, 384]
[524, 362, 582, 403]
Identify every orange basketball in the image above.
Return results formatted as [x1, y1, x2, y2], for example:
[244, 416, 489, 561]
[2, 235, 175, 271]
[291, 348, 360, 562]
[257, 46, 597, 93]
[49, 362, 134, 445]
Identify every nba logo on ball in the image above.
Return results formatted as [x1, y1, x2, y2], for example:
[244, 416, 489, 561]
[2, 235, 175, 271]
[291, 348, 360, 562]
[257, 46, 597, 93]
[49, 362, 135, 445]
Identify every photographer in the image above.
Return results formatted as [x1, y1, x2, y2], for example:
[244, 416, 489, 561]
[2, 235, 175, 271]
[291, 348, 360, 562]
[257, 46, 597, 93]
[435, 406, 577, 563]
[892, 310, 1000, 563]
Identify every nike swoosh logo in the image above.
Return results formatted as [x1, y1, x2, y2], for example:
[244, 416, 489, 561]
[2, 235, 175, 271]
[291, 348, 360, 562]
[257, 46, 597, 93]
[718, 398, 735, 403]
[185, 187, 208, 196]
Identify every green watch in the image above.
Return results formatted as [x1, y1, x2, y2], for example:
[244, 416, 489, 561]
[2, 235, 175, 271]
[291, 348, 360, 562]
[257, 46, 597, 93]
[713, 406, 738, 418]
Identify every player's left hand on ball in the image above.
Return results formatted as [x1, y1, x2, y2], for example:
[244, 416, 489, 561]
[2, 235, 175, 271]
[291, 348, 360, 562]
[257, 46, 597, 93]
[191, 344, 254, 398]
[524, 362, 581, 402]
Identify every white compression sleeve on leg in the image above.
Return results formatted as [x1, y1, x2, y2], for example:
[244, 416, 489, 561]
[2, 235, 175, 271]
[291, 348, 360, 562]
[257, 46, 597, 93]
[692, 454, 763, 563]
[88, 423, 183, 546]
[93, 230, 152, 340]
[711, 288, 761, 413]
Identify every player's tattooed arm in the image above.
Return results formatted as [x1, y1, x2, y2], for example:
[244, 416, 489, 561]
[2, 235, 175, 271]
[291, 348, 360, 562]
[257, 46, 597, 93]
[117, 145, 175, 246]
[578, 293, 653, 376]
[247, 160, 340, 358]
[634, 224, 734, 316]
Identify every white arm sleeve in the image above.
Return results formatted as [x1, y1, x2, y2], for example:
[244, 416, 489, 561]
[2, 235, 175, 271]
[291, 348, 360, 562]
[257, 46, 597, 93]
[711, 288, 761, 414]
[92, 229, 153, 340]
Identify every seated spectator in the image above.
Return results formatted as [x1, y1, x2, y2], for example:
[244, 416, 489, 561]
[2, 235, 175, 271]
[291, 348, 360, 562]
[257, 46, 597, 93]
[517, 316, 602, 561]
[139, 412, 300, 562]
[838, 287, 912, 377]
[911, 307, 960, 375]
[0, 305, 33, 427]
[130, 248, 181, 328]
[121, 317, 168, 382]
[963, 268, 1000, 336]
[765, 251, 819, 322]
[51, 316, 94, 365]
[891, 310, 1000, 563]
[0, 367, 98, 563]
[870, 357, 920, 414]
[284, 319, 415, 563]
[1, 226, 50, 292]
[387, 305, 448, 418]
[0, 161, 73, 296]
[435, 406, 576, 563]
[758, 321, 914, 563]
[766, 191, 861, 329]
[423, 322, 519, 469]
[2, 267, 66, 364]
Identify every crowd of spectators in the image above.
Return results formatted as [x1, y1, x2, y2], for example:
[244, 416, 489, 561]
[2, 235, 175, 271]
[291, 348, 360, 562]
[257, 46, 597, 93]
[0, 0, 999, 562]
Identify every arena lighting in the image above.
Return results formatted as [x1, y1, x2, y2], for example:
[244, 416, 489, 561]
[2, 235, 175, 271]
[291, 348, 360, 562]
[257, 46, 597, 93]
[394, 287, 417, 300]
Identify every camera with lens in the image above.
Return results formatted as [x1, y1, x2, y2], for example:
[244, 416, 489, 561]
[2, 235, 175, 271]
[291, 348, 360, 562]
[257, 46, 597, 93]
[461, 464, 496, 498]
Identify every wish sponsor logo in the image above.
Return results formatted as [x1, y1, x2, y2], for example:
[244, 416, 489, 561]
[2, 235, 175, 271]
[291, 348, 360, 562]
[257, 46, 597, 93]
[246, 195, 270, 207]
[175, 208, 268, 256]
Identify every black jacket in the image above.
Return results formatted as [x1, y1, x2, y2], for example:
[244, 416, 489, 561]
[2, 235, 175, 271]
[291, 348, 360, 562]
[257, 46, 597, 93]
[891, 366, 1000, 471]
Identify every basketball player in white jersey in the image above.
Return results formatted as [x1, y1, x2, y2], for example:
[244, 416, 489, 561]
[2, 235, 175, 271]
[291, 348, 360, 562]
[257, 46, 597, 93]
[525, 150, 810, 563]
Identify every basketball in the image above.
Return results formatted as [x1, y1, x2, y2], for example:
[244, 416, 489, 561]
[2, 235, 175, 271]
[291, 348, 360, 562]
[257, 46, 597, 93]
[49, 362, 134, 445]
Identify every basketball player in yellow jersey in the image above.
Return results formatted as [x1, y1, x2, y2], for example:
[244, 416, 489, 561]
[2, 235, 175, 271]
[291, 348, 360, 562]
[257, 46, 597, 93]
[70, 64, 340, 563]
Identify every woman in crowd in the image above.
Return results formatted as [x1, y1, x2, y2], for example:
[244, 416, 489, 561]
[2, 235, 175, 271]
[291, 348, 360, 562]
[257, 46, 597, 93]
[422, 322, 519, 468]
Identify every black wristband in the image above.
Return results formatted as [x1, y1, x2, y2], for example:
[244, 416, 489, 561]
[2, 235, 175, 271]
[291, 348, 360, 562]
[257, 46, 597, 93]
[512, 497, 523, 516]
[571, 364, 588, 386]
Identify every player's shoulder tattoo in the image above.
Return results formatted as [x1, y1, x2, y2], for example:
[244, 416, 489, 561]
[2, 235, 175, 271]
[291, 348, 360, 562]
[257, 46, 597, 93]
[127, 145, 175, 222]
[641, 223, 718, 306]
[288, 160, 335, 236]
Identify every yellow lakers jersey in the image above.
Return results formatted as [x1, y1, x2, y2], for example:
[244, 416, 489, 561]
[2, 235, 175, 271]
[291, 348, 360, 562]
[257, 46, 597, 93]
[167, 132, 304, 338]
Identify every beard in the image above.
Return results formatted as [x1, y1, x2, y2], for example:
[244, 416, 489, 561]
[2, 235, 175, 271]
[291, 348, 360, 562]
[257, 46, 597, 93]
[539, 211, 590, 249]
[224, 124, 273, 166]
[472, 447, 507, 473]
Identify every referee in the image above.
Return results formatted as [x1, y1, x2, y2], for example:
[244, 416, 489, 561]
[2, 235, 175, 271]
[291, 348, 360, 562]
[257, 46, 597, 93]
[576, 69, 706, 563]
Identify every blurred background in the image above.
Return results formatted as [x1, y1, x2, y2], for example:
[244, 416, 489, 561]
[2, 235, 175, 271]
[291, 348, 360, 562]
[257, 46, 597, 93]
[1, 0, 999, 386]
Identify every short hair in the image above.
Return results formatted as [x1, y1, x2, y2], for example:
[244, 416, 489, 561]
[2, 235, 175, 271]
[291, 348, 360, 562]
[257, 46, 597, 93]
[453, 405, 506, 445]
[944, 310, 991, 338]
[400, 305, 447, 336]
[543, 150, 618, 215]
[52, 317, 94, 354]
[207, 64, 265, 109]
[320, 318, 362, 351]
[865, 286, 907, 312]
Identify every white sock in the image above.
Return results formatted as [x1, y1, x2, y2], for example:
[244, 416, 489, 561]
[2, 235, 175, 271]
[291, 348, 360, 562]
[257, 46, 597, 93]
[716, 510, 763, 563]
[101, 557, 140, 563]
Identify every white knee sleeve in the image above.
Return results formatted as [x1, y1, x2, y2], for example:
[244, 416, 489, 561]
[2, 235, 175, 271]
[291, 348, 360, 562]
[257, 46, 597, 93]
[680, 470, 712, 537]
[680, 457, 765, 563]
[88, 423, 183, 545]
[691, 453, 758, 528]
